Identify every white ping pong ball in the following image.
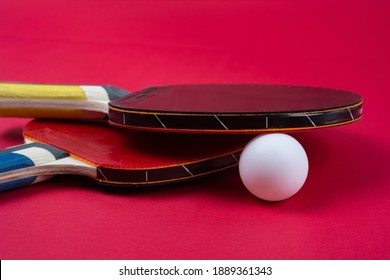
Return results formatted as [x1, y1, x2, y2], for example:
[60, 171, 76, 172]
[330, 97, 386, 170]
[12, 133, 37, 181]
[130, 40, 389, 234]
[239, 133, 309, 201]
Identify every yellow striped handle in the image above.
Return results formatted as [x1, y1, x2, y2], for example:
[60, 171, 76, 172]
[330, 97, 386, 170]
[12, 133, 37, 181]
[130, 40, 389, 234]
[0, 82, 128, 119]
[0, 83, 88, 100]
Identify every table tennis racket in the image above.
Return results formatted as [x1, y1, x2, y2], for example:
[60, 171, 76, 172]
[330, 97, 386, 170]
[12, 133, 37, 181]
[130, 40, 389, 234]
[0, 83, 363, 133]
[0, 119, 251, 192]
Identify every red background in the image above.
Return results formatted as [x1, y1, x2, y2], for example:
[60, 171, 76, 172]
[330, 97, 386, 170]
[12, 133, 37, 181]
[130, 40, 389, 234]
[0, 0, 389, 259]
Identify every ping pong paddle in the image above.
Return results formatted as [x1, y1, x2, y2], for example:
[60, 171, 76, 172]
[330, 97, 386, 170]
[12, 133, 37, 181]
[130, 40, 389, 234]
[0, 83, 363, 133]
[0, 119, 250, 192]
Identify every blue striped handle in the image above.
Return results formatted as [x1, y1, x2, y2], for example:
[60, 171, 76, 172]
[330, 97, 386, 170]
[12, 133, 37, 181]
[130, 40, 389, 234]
[0, 143, 69, 191]
[0, 152, 37, 191]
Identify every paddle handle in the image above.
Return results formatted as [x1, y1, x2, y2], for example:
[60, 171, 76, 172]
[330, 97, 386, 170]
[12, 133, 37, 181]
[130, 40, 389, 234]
[0, 143, 68, 191]
[0, 82, 93, 99]
[0, 82, 128, 119]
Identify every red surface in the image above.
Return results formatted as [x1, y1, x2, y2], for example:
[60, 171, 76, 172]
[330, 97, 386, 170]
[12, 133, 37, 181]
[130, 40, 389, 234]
[112, 84, 361, 113]
[0, 0, 389, 259]
[24, 120, 248, 168]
